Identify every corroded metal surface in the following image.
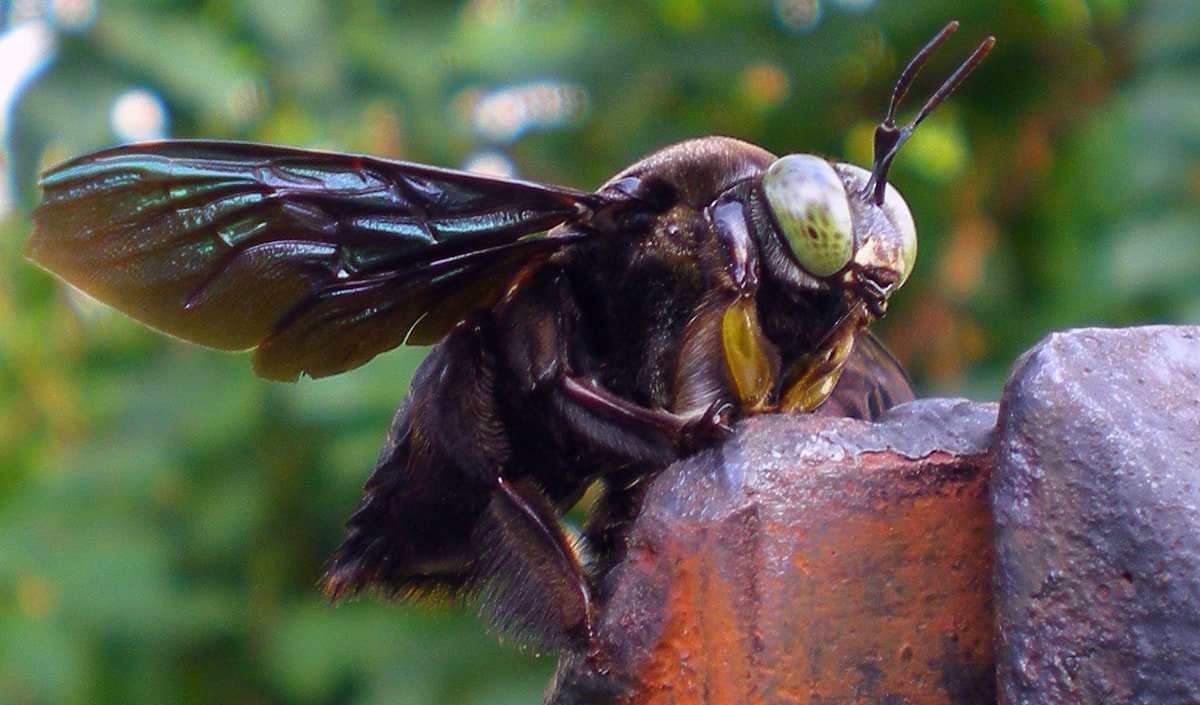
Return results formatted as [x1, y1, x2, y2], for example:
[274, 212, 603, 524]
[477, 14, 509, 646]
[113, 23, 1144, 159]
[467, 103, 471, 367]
[993, 326, 1200, 705]
[548, 398, 998, 705]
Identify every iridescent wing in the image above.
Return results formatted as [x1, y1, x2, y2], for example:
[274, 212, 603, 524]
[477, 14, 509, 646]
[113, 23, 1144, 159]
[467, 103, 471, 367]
[29, 140, 609, 380]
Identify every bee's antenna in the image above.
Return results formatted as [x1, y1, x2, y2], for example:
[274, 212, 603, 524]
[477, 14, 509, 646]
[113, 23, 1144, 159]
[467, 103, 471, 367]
[864, 22, 995, 206]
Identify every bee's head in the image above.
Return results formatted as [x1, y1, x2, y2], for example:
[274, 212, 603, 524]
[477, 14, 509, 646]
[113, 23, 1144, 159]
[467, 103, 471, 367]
[757, 21, 993, 321]
[760, 154, 915, 319]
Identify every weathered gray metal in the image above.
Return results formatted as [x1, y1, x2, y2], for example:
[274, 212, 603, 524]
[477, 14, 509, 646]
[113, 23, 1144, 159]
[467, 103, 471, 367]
[993, 326, 1200, 705]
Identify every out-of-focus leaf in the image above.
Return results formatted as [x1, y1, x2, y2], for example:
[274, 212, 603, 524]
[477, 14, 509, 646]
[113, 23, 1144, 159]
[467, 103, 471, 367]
[0, 614, 88, 705]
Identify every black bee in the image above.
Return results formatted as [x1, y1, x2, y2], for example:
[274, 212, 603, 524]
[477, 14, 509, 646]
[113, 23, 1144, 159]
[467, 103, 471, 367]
[28, 23, 992, 652]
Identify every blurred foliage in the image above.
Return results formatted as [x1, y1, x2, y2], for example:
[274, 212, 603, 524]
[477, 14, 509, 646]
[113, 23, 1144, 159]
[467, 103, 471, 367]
[0, 0, 1198, 704]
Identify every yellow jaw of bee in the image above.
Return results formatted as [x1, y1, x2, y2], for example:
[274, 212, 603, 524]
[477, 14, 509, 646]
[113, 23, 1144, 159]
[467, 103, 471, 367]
[778, 321, 859, 413]
[718, 296, 867, 414]
[721, 298, 774, 409]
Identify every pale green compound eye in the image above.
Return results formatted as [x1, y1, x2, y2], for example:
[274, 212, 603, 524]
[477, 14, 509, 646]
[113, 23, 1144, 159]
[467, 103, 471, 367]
[762, 154, 854, 278]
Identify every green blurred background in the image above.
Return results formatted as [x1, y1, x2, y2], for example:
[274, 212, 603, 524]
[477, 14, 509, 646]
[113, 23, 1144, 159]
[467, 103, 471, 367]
[0, 1, 1197, 703]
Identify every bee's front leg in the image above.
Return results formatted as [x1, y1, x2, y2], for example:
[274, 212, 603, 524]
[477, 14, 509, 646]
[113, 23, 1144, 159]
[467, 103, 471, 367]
[556, 374, 734, 456]
[496, 267, 734, 463]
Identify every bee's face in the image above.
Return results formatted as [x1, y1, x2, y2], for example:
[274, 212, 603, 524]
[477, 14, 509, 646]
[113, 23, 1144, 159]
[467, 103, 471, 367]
[760, 154, 916, 318]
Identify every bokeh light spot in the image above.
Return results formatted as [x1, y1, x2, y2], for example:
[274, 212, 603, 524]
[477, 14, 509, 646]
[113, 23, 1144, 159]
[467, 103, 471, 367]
[110, 88, 169, 142]
[905, 118, 969, 182]
[462, 150, 517, 178]
[50, 0, 98, 32]
[471, 80, 587, 144]
[844, 120, 876, 169]
[463, 0, 523, 25]
[362, 100, 406, 158]
[1038, 0, 1093, 30]
[843, 117, 968, 183]
[10, 0, 42, 24]
[741, 63, 790, 111]
[15, 574, 59, 620]
[0, 20, 56, 218]
[654, 0, 705, 32]
[224, 76, 268, 127]
[775, 0, 821, 34]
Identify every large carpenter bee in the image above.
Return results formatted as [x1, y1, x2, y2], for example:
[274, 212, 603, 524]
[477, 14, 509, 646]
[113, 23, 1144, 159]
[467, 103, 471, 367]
[28, 24, 992, 652]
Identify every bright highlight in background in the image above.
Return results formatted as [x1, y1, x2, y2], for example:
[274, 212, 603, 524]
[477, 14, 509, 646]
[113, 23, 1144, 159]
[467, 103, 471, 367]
[0, 20, 56, 218]
[470, 80, 588, 144]
[49, 0, 99, 31]
[774, 0, 821, 33]
[110, 89, 169, 142]
[774, 0, 877, 33]
[462, 150, 517, 178]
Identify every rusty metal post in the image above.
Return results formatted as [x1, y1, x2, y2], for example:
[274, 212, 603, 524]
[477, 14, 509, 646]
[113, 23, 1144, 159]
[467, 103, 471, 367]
[548, 399, 998, 705]
[548, 325, 1200, 705]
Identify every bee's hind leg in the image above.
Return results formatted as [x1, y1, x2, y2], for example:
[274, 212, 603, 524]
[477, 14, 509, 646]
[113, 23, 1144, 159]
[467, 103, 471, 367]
[468, 475, 597, 652]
